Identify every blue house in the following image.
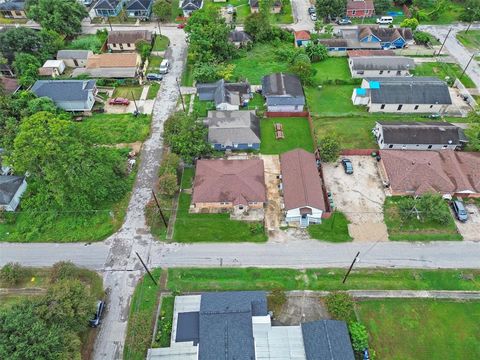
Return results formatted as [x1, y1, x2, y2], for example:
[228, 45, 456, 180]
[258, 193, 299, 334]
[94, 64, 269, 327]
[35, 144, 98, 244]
[126, 0, 152, 18]
[358, 26, 413, 49]
[93, 0, 125, 17]
[203, 110, 260, 151]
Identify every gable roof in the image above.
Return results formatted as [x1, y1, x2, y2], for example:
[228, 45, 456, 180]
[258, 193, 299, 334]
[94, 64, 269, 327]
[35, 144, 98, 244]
[57, 50, 92, 60]
[301, 320, 355, 360]
[295, 30, 311, 41]
[107, 30, 152, 45]
[377, 121, 465, 145]
[86, 53, 138, 68]
[126, 0, 152, 10]
[31, 80, 96, 102]
[366, 77, 452, 105]
[192, 159, 266, 205]
[196, 79, 251, 106]
[205, 110, 260, 146]
[229, 30, 252, 43]
[358, 26, 413, 43]
[0, 77, 20, 94]
[351, 56, 415, 71]
[262, 73, 305, 106]
[0, 176, 24, 206]
[0, 0, 25, 11]
[93, 0, 120, 10]
[347, 49, 396, 57]
[347, 0, 374, 10]
[280, 149, 326, 211]
[381, 150, 480, 195]
[181, 0, 202, 10]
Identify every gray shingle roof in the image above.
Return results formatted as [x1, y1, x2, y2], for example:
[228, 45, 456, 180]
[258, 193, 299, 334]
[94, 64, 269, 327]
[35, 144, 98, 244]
[31, 80, 97, 102]
[126, 0, 152, 10]
[351, 56, 415, 71]
[107, 30, 152, 44]
[262, 73, 305, 106]
[56, 50, 92, 60]
[301, 320, 355, 360]
[0, 176, 24, 206]
[366, 77, 452, 105]
[93, 0, 120, 10]
[181, 0, 202, 10]
[196, 80, 250, 106]
[229, 30, 252, 43]
[377, 121, 464, 145]
[0, 0, 24, 11]
[205, 110, 260, 146]
[176, 312, 199, 344]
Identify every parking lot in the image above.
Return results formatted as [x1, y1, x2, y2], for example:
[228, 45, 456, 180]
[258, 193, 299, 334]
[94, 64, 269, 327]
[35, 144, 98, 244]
[453, 203, 480, 241]
[322, 156, 388, 242]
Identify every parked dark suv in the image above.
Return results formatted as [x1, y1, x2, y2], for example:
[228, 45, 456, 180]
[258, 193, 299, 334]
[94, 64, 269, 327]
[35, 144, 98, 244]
[89, 300, 105, 328]
[452, 200, 468, 222]
[341, 158, 353, 174]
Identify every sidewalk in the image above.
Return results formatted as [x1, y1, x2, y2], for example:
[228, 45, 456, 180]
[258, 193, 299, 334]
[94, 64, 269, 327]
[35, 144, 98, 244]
[287, 290, 480, 300]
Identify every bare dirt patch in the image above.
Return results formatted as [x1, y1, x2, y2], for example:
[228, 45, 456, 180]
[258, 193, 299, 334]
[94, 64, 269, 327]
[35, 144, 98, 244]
[454, 203, 480, 241]
[261, 155, 282, 232]
[273, 293, 330, 326]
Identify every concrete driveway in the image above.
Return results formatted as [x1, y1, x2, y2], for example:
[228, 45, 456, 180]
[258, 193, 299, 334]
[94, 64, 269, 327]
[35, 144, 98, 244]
[261, 155, 282, 233]
[454, 203, 480, 241]
[322, 156, 388, 242]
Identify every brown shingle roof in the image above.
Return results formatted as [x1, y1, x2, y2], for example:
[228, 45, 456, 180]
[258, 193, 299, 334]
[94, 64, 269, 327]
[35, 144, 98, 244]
[280, 149, 326, 211]
[381, 150, 480, 195]
[107, 30, 152, 45]
[347, 50, 395, 57]
[347, 0, 374, 10]
[86, 53, 138, 69]
[0, 77, 19, 94]
[192, 159, 266, 205]
[295, 30, 311, 41]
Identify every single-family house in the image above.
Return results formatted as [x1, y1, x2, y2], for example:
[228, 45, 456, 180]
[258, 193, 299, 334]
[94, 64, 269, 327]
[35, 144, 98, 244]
[38, 60, 66, 78]
[352, 77, 452, 113]
[346, 0, 375, 18]
[180, 0, 203, 17]
[0, 0, 26, 18]
[107, 30, 153, 52]
[196, 79, 251, 111]
[31, 80, 98, 112]
[347, 49, 396, 57]
[191, 159, 266, 213]
[262, 73, 305, 112]
[358, 25, 413, 49]
[0, 175, 27, 212]
[72, 53, 140, 78]
[228, 30, 252, 47]
[380, 150, 480, 197]
[374, 121, 467, 150]
[56, 50, 93, 68]
[294, 30, 311, 47]
[203, 110, 260, 150]
[93, 0, 125, 17]
[147, 291, 355, 360]
[0, 77, 20, 94]
[348, 56, 415, 78]
[125, 0, 153, 18]
[280, 149, 326, 227]
[249, 0, 281, 13]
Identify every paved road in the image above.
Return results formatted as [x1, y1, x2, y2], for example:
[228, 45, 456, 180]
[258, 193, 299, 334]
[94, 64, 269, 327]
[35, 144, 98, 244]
[420, 23, 480, 88]
[291, 0, 314, 30]
[288, 290, 480, 300]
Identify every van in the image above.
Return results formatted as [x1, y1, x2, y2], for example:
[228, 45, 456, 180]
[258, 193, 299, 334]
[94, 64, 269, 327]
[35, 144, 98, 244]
[376, 16, 393, 24]
[159, 59, 170, 74]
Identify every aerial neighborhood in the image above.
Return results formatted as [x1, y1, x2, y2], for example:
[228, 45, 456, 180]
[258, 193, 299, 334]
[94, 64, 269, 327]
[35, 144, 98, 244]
[1, 0, 480, 359]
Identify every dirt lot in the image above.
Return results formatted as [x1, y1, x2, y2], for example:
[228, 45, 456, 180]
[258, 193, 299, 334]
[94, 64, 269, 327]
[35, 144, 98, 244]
[273, 293, 330, 326]
[261, 155, 282, 233]
[322, 156, 388, 242]
[454, 203, 480, 241]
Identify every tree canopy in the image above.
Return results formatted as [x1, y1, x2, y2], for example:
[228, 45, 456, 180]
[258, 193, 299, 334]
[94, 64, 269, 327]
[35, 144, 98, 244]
[13, 53, 41, 87]
[153, 0, 172, 22]
[315, 0, 345, 21]
[244, 12, 274, 42]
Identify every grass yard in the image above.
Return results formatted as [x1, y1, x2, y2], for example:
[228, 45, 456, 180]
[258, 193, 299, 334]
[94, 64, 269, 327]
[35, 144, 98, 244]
[307, 212, 352, 242]
[412, 62, 476, 88]
[75, 113, 151, 144]
[358, 299, 480, 360]
[181, 57, 194, 86]
[311, 57, 357, 85]
[112, 85, 144, 100]
[148, 55, 163, 72]
[192, 96, 215, 117]
[420, 1, 465, 25]
[166, 268, 480, 292]
[172, 193, 267, 243]
[260, 117, 314, 154]
[203, 0, 292, 23]
[457, 30, 480, 50]
[152, 296, 175, 348]
[67, 34, 107, 53]
[153, 35, 169, 51]
[147, 83, 160, 100]
[181, 167, 195, 189]
[123, 269, 162, 360]
[306, 85, 366, 116]
[384, 196, 462, 241]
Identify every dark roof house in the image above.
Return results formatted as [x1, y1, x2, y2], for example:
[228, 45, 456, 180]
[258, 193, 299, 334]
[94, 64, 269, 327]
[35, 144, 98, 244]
[181, 0, 203, 15]
[358, 25, 413, 44]
[350, 56, 415, 71]
[0, 0, 25, 13]
[31, 80, 97, 112]
[196, 79, 251, 110]
[107, 30, 152, 45]
[0, 175, 26, 212]
[228, 30, 252, 45]
[262, 73, 305, 109]
[302, 321, 356, 360]
[125, 0, 153, 17]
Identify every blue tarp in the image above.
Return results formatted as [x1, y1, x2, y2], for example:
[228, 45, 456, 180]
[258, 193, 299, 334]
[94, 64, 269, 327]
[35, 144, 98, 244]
[356, 88, 367, 96]
[387, 11, 403, 17]
[369, 81, 380, 89]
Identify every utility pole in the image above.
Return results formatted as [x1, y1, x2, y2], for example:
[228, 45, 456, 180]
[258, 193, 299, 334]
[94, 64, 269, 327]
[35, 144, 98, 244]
[131, 91, 139, 114]
[342, 251, 360, 284]
[135, 252, 158, 285]
[107, 17, 113, 31]
[460, 52, 476, 80]
[437, 27, 452, 56]
[157, 19, 162, 36]
[176, 77, 186, 112]
[152, 189, 168, 228]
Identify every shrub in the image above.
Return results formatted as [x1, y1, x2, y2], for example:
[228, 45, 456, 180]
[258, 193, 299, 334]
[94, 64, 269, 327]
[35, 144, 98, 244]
[158, 173, 179, 197]
[349, 321, 369, 352]
[325, 292, 355, 322]
[400, 18, 419, 30]
[413, 30, 434, 45]
[267, 288, 287, 316]
[0, 262, 27, 286]
[318, 134, 340, 162]
[249, 222, 264, 235]
[49, 261, 78, 283]
[159, 153, 180, 176]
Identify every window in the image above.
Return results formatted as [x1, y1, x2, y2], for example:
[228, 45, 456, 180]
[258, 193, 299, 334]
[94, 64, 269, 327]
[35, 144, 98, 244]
[352, 10, 356, 15]
[239, 205, 244, 210]
[127, 43, 131, 47]
[414, 105, 419, 110]
[428, 145, 432, 149]
[442, 145, 448, 149]
[381, 104, 385, 109]
[389, 144, 393, 148]
[397, 105, 403, 111]
[396, 71, 401, 76]
[387, 70, 391, 74]
[379, 70, 384, 75]
[357, 71, 364, 75]
[248, 144, 253, 148]
[430, 105, 434, 108]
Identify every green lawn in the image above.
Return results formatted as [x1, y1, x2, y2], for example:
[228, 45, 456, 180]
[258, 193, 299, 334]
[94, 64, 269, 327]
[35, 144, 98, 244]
[181, 167, 195, 189]
[306, 85, 366, 116]
[75, 113, 151, 144]
[147, 83, 160, 100]
[172, 193, 267, 243]
[112, 85, 144, 100]
[307, 212, 352, 242]
[166, 268, 480, 292]
[457, 30, 480, 49]
[420, 1, 465, 25]
[153, 35, 169, 51]
[311, 57, 357, 84]
[384, 196, 462, 241]
[67, 33, 107, 53]
[192, 96, 215, 117]
[152, 296, 174, 348]
[260, 117, 314, 154]
[358, 299, 480, 360]
[148, 55, 163, 73]
[412, 62, 476, 88]
[181, 57, 194, 86]
[124, 269, 162, 360]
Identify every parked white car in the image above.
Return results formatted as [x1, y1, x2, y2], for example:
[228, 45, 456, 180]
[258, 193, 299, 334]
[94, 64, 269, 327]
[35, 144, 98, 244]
[376, 16, 393, 24]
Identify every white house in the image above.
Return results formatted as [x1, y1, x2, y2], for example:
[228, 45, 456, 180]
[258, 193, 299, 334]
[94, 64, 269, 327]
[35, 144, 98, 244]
[107, 30, 152, 52]
[280, 149, 326, 227]
[180, 0, 203, 16]
[348, 56, 415, 78]
[56, 50, 93, 68]
[352, 77, 452, 113]
[0, 176, 27, 212]
[38, 60, 65, 78]
[262, 73, 305, 112]
[373, 121, 467, 151]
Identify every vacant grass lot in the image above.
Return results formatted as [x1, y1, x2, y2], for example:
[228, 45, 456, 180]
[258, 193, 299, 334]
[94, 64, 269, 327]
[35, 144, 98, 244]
[76, 113, 151, 144]
[412, 62, 476, 88]
[147, 82, 160, 100]
[260, 117, 314, 154]
[173, 193, 267, 242]
[153, 35, 169, 51]
[358, 299, 480, 360]
[112, 85, 143, 100]
[307, 212, 352, 242]
[311, 57, 356, 84]
[67, 33, 107, 53]
[306, 85, 366, 116]
[167, 268, 480, 292]
[384, 196, 462, 241]
[457, 30, 480, 49]
[148, 55, 163, 73]
[181, 57, 194, 86]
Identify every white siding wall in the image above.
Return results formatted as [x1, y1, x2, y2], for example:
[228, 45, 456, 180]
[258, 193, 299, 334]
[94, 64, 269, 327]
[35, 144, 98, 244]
[267, 105, 304, 112]
[369, 102, 448, 113]
[61, 58, 89, 68]
[351, 69, 411, 78]
[216, 102, 239, 111]
[285, 206, 323, 226]
[108, 43, 137, 51]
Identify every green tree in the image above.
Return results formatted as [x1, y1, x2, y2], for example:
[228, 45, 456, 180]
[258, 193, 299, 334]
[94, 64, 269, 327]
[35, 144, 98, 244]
[13, 53, 41, 87]
[325, 292, 355, 322]
[315, 0, 345, 21]
[374, 0, 391, 14]
[158, 173, 179, 197]
[289, 54, 315, 84]
[0, 28, 62, 62]
[413, 30, 433, 45]
[153, 0, 172, 21]
[318, 134, 340, 162]
[159, 152, 181, 176]
[193, 62, 222, 83]
[460, 0, 480, 22]
[0, 263, 27, 286]
[136, 40, 152, 63]
[349, 322, 369, 352]
[398, 193, 451, 225]
[314, 20, 324, 34]
[465, 108, 480, 151]
[244, 11, 273, 42]
[305, 42, 328, 62]
[27, 0, 87, 37]
[400, 17, 419, 30]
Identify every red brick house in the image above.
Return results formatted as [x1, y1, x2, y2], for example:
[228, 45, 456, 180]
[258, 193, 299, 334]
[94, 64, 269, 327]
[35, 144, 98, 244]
[346, 0, 375, 18]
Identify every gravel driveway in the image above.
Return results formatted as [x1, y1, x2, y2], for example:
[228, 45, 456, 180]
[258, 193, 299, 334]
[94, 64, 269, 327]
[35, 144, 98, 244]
[454, 203, 480, 241]
[322, 156, 388, 242]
